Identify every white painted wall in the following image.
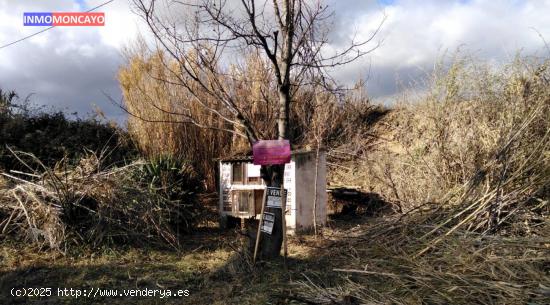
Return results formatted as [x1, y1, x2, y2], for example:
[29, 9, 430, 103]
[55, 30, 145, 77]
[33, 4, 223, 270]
[293, 151, 327, 231]
[219, 161, 232, 214]
[284, 161, 296, 230]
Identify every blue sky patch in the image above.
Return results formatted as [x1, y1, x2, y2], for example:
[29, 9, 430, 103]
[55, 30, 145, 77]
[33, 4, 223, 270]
[75, 0, 87, 10]
[378, 0, 396, 6]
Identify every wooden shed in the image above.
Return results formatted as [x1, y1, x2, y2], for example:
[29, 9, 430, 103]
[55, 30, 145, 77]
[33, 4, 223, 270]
[218, 149, 327, 233]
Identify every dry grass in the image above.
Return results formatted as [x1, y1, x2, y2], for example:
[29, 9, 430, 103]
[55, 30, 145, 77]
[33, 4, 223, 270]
[300, 54, 550, 304]
[0, 241, 235, 304]
[2, 50, 547, 304]
[0, 228, 309, 305]
[331, 55, 549, 215]
[294, 216, 549, 305]
[119, 50, 233, 189]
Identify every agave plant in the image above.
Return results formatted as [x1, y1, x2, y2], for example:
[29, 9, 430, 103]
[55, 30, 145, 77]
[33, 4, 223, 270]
[142, 155, 203, 201]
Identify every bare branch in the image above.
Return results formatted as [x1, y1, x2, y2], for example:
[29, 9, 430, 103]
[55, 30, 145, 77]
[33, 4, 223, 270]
[129, 0, 383, 143]
[104, 92, 247, 138]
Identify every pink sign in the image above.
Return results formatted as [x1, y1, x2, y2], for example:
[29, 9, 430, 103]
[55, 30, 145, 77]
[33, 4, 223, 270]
[252, 140, 291, 165]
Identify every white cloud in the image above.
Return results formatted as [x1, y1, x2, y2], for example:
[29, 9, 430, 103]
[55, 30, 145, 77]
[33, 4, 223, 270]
[0, 0, 549, 118]
[95, 0, 144, 48]
[332, 0, 550, 99]
[0, 0, 139, 119]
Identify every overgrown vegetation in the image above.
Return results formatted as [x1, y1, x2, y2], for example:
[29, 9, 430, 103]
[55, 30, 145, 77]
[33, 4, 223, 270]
[0, 94, 203, 250]
[1, 52, 548, 304]
[332, 55, 549, 213]
[303, 54, 550, 304]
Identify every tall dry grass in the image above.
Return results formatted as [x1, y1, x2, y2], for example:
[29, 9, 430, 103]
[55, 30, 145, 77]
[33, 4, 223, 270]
[119, 50, 233, 188]
[296, 216, 549, 305]
[118, 48, 380, 189]
[332, 55, 549, 216]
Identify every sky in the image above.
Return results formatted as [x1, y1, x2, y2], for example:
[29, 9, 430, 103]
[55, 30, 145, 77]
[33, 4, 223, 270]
[0, 0, 549, 123]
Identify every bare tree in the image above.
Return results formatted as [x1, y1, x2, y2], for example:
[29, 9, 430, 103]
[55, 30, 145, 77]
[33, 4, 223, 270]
[130, 0, 384, 258]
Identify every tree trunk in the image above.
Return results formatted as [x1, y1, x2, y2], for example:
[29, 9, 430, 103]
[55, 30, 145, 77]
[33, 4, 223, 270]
[258, 164, 284, 259]
[257, 86, 290, 259]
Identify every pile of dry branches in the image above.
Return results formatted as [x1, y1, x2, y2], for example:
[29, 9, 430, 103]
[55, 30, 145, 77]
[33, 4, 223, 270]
[0, 150, 197, 251]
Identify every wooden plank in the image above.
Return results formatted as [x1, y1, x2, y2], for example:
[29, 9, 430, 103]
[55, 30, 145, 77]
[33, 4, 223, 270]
[253, 188, 267, 264]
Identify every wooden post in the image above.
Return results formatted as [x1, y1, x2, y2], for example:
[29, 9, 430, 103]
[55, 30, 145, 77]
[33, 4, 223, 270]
[281, 184, 288, 270]
[313, 146, 320, 238]
[253, 188, 267, 264]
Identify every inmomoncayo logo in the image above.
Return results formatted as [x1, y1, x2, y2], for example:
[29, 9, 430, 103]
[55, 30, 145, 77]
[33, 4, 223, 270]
[23, 12, 105, 26]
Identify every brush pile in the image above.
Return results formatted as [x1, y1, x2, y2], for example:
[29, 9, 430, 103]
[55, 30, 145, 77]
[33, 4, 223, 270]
[0, 151, 200, 251]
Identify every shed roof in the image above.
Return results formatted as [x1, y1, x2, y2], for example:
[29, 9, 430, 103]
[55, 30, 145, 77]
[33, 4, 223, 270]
[218, 147, 324, 163]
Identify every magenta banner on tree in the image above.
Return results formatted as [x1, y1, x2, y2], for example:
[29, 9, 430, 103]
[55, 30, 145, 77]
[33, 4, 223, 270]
[252, 140, 291, 165]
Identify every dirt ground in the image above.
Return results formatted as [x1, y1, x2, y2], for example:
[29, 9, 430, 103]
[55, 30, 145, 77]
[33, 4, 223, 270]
[0, 216, 363, 305]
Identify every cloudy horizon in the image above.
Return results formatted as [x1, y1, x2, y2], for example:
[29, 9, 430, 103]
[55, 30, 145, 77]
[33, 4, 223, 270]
[1, 0, 549, 123]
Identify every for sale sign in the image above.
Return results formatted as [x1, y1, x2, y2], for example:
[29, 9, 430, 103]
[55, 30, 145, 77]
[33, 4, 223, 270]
[266, 187, 286, 208]
[252, 140, 291, 165]
[260, 212, 275, 234]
